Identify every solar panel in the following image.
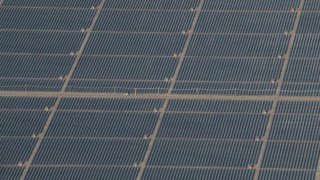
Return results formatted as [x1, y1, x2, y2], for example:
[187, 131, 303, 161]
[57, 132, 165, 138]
[1, 0, 320, 179]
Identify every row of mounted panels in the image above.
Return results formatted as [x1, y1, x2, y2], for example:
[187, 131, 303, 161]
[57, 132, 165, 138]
[2, 97, 320, 140]
[2, 55, 319, 82]
[3, 110, 320, 141]
[2, 32, 320, 57]
[1, 55, 320, 96]
[2, 8, 320, 33]
[3, 97, 320, 113]
[3, 79, 320, 96]
[2, 0, 307, 10]
[1, 167, 315, 180]
[2, 138, 320, 169]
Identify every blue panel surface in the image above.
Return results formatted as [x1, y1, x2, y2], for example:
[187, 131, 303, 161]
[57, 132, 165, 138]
[259, 170, 316, 180]
[291, 35, 320, 58]
[1, 111, 50, 136]
[84, 33, 186, 55]
[59, 98, 163, 111]
[173, 82, 276, 96]
[167, 100, 272, 112]
[0, 167, 23, 180]
[0, 79, 64, 92]
[196, 12, 295, 33]
[0, 31, 85, 54]
[67, 80, 170, 93]
[3, 0, 100, 8]
[0, 8, 95, 30]
[262, 142, 320, 169]
[270, 115, 320, 141]
[142, 168, 254, 180]
[276, 101, 320, 114]
[304, 0, 320, 10]
[73, 56, 177, 80]
[158, 114, 268, 139]
[284, 59, 320, 82]
[95, 10, 194, 32]
[178, 58, 283, 82]
[0, 97, 56, 109]
[34, 139, 148, 165]
[203, 0, 299, 10]
[47, 112, 158, 137]
[26, 167, 138, 180]
[104, 0, 199, 10]
[148, 140, 261, 167]
[0, 55, 74, 78]
[0, 139, 37, 165]
[187, 35, 289, 57]
[281, 84, 320, 96]
[298, 13, 320, 33]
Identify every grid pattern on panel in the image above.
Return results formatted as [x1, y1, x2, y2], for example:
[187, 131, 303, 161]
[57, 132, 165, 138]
[186, 34, 289, 57]
[84, 33, 187, 55]
[270, 115, 320, 141]
[142, 168, 255, 180]
[0, 96, 57, 178]
[202, 0, 299, 10]
[73, 56, 178, 80]
[0, 79, 64, 92]
[0, 55, 74, 78]
[1, 111, 50, 136]
[158, 113, 268, 139]
[26, 167, 139, 180]
[167, 100, 273, 112]
[298, 12, 320, 33]
[281, 58, 320, 96]
[195, 12, 295, 33]
[104, 0, 199, 10]
[281, 84, 320, 96]
[303, 0, 320, 10]
[2, 0, 101, 8]
[46, 112, 159, 137]
[2, 0, 320, 179]
[0, 139, 37, 165]
[0, 8, 95, 30]
[0, 97, 56, 109]
[178, 58, 283, 81]
[284, 59, 320, 82]
[67, 80, 171, 93]
[33, 139, 149, 165]
[173, 82, 277, 96]
[0, 167, 24, 180]
[259, 170, 316, 180]
[276, 101, 320, 114]
[262, 142, 320, 169]
[148, 140, 261, 167]
[58, 98, 164, 111]
[0, 31, 85, 54]
[291, 35, 320, 58]
[95, 10, 195, 32]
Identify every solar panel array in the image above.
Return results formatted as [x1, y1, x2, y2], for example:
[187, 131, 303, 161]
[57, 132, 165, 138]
[1, 0, 320, 179]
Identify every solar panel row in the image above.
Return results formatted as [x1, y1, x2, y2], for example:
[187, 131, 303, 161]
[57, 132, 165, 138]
[1, 0, 320, 95]
[4, 138, 317, 169]
[0, 167, 315, 180]
[1, 96, 319, 179]
[1, 0, 320, 179]
[3, 0, 301, 11]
